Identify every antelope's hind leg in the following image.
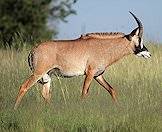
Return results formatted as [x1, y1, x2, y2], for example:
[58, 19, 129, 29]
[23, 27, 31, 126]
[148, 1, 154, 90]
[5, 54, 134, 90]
[14, 74, 43, 110]
[40, 74, 52, 103]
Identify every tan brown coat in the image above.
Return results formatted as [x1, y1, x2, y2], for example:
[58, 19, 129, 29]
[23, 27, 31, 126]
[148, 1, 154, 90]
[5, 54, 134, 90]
[14, 12, 151, 109]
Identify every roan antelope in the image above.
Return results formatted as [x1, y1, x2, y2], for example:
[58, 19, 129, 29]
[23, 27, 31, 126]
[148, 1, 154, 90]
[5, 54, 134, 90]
[14, 12, 151, 109]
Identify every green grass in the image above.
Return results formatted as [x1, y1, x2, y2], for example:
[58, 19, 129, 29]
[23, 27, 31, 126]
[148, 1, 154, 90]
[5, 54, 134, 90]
[0, 43, 162, 132]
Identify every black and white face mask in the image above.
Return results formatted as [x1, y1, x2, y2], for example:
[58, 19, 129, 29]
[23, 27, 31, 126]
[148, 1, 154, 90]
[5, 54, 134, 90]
[134, 39, 151, 59]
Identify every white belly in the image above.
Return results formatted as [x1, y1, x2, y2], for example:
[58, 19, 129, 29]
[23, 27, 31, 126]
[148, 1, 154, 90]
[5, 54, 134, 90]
[48, 67, 85, 78]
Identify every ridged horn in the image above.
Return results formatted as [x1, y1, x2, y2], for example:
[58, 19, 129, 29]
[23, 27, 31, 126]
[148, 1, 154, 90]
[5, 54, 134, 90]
[129, 11, 143, 38]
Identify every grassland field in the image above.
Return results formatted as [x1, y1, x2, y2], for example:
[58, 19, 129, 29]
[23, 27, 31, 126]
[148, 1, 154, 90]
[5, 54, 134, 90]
[0, 42, 162, 132]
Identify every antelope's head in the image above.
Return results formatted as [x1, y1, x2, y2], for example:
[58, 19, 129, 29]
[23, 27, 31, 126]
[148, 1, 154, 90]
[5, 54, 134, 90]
[128, 12, 151, 59]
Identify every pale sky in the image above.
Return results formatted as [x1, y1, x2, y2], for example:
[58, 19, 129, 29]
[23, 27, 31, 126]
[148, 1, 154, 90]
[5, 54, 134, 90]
[58, 0, 162, 43]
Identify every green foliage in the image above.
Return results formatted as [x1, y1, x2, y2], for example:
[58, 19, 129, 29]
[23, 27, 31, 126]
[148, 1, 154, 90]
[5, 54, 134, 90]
[0, 42, 162, 131]
[0, 0, 76, 47]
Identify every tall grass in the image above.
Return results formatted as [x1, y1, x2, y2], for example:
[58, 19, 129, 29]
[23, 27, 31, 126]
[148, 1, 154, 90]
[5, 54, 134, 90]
[0, 43, 162, 132]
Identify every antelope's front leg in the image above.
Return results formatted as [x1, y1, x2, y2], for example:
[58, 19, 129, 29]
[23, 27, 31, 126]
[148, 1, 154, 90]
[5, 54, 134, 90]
[81, 67, 95, 98]
[94, 75, 117, 102]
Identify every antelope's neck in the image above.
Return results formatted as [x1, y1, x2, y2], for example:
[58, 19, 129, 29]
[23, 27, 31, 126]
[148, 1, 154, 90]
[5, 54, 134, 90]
[103, 40, 132, 67]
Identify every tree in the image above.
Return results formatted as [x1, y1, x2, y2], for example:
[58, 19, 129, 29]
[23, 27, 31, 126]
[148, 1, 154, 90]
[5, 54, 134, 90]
[0, 0, 76, 47]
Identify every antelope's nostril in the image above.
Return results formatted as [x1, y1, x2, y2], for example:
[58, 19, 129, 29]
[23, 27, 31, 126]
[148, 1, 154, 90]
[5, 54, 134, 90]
[148, 52, 151, 57]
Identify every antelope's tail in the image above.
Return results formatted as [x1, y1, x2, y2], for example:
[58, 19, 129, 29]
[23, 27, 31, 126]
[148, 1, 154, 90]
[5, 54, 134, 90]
[28, 51, 34, 72]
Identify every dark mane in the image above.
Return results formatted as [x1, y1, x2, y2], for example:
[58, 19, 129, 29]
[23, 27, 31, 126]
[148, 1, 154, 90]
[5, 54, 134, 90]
[80, 32, 125, 39]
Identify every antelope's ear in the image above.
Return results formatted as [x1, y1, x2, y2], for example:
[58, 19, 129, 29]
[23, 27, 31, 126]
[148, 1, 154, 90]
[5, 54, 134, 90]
[130, 27, 139, 37]
[126, 28, 139, 41]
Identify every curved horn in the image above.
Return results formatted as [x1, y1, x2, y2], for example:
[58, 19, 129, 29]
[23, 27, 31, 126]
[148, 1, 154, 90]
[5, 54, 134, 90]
[129, 11, 143, 38]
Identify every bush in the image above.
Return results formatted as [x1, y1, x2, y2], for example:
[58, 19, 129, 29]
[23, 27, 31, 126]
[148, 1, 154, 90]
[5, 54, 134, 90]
[0, 0, 76, 47]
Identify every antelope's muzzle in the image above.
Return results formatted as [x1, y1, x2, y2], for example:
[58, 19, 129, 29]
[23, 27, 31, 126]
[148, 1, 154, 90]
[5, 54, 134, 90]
[135, 45, 151, 59]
